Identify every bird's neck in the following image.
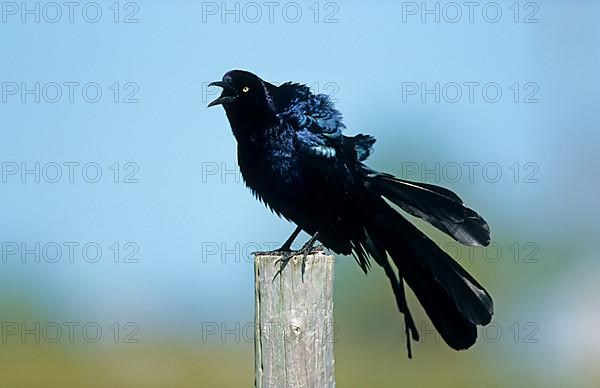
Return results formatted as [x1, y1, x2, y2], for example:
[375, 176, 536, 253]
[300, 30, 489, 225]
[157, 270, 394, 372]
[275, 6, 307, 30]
[225, 107, 279, 143]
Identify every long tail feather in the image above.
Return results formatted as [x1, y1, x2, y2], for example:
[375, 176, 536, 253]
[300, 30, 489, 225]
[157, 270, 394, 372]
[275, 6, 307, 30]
[364, 168, 491, 246]
[357, 171, 494, 353]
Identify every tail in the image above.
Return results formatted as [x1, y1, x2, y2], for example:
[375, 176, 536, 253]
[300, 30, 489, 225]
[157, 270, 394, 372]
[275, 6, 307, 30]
[355, 167, 494, 356]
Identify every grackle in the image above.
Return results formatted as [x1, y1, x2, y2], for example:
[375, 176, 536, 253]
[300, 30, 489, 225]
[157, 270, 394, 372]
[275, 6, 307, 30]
[208, 70, 493, 357]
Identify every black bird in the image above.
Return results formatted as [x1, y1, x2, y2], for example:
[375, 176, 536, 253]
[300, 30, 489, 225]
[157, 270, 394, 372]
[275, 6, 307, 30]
[208, 70, 493, 357]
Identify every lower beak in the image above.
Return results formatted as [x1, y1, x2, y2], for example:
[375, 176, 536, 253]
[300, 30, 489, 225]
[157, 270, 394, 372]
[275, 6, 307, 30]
[207, 81, 238, 107]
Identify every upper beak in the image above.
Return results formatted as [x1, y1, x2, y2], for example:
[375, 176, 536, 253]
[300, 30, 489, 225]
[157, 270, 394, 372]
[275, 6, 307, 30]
[207, 81, 238, 107]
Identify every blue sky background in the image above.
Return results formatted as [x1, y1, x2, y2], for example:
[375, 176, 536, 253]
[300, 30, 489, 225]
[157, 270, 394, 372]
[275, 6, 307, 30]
[1, 1, 599, 386]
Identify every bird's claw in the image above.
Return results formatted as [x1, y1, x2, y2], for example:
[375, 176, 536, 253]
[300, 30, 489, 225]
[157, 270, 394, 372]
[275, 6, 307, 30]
[272, 252, 295, 281]
[269, 244, 324, 282]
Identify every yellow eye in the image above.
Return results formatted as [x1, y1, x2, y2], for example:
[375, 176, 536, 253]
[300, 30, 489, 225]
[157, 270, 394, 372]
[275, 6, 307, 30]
[242, 86, 250, 93]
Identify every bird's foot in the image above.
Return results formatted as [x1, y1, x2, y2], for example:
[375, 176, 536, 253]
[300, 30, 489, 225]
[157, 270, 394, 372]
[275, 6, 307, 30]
[270, 243, 324, 282]
[298, 243, 324, 281]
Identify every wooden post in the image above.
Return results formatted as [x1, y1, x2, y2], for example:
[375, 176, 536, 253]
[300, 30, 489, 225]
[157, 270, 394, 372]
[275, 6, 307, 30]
[254, 252, 336, 388]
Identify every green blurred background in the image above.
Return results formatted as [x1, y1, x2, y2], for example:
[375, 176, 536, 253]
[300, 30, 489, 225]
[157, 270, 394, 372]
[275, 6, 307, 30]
[1, 0, 599, 387]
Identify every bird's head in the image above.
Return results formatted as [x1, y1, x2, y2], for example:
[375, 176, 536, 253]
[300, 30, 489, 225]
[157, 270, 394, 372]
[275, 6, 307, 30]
[208, 70, 278, 134]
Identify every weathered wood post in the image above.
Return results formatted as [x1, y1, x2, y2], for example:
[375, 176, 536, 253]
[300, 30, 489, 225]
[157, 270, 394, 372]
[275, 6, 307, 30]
[254, 252, 336, 388]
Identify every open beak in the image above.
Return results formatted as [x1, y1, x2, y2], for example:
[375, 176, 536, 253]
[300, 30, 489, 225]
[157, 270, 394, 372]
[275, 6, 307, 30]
[207, 81, 238, 107]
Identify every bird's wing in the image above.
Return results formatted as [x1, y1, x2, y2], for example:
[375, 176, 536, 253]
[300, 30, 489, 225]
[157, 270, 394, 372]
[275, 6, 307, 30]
[277, 85, 344, 138]
[275, 82, 376, 162]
